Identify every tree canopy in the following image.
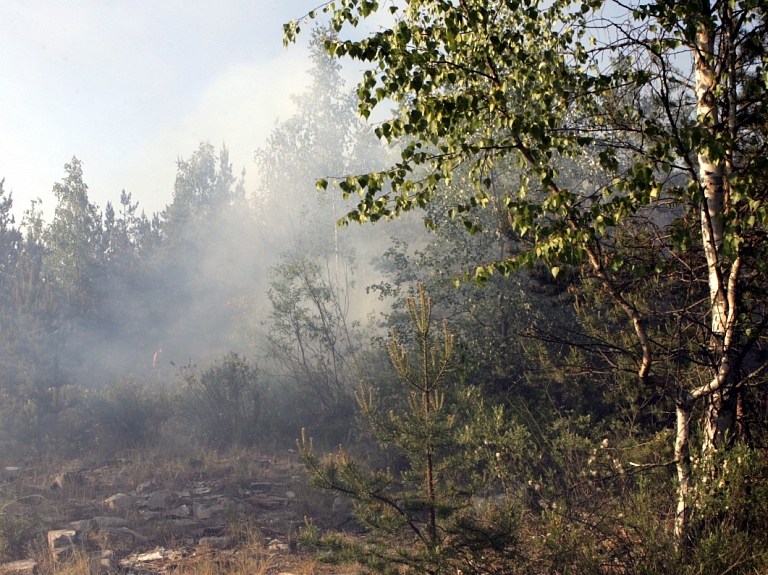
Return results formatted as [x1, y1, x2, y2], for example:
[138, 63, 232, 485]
[287, 0, 768, 545]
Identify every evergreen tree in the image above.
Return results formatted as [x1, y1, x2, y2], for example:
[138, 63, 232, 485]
[43, 157, 103, 314]
[300, 285, 529, 574]
[163, 142, 236, 240]
[254, 28, 392, 265]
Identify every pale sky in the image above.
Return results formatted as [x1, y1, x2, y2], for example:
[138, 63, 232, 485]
[0, 0, 322, 220]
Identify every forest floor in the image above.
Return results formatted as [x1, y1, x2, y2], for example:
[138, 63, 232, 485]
[0, 447, 362, 574]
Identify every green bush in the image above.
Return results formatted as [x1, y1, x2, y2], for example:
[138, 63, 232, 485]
[90, 379, 173, 451]
[178, 353, 263, 448]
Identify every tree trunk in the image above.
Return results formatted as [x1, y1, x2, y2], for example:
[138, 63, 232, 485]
[675, 397, 693, 546]
[695, 14, 734, 459]
[670, 14, 738, 548]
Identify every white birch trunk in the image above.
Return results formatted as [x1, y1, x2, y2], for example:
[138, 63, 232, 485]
[673, 15, 735, 547]
[674, 399, 693, 544]
[695, 20, 732, 459]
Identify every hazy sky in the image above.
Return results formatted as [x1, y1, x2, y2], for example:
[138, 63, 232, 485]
[0, 0, 322, 219]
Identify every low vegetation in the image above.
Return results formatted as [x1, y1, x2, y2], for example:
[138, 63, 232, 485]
[0, 0, 767, 572]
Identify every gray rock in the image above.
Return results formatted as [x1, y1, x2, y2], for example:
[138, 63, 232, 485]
[47, 529, 76, 550]
[0, 559, 37, 574]
[89, 550, 113, 575]
[165, 505, 190, 518]
[145, 490, 173, 510]
[198, 536, 229, 548]
[92, 516, 130, 529]
[119, 548, 184, 569]
[66, 519, 92, 535]
[101, 527, 147, 542]
[169, 519, 200, 528]
[193, 503, 212, 519]
[124, 549, 164, 563]
[105, 493, 135, 510]
[268, 539, 290, 551]
[248, 494, 286, 509]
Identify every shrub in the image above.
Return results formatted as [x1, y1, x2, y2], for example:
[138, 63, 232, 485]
[90, 378, 173, 451]
[178, 353, 263, 448]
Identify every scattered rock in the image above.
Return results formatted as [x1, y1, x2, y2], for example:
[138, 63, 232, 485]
[0, 559, 37, 574]
[169, 519, 200, 529]
[122, 548, 164, 563]
[145, 490, 173, 510]
[47, 529, 77, 560]
[197, 536, 229, 548]
[268, 538, 290, 551]
[136, 481, 157, 493]
[101, 526, 148, 542]
[2, 455, 314, 571]
[119, 548, 184, 570]
[89, 550, 113, 575]
[67, 519, 92, 533]
[92, 516, 130, 529]
[165, 504, 190, 518]
[248, 494, 287, 509]
[193, 503, 212, 519]
[105, 493, 135, 510]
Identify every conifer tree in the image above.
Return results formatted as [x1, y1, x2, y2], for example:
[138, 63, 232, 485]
[43, 157, 102, 314]
[300, 285, 528, 574]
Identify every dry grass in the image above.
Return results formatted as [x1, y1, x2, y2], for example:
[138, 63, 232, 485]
[44, 549, 90, 575]
[179, 550, 279, 575]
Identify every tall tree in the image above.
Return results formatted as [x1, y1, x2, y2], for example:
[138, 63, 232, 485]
[0, 181, 22, 300]
[43, 157, 103, 314]
[255, 28, 392, 265]
[163, 142, 237, 240]
[287, 0, 768, 545]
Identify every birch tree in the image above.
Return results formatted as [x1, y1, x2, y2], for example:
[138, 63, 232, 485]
[286, 0, 768, 545]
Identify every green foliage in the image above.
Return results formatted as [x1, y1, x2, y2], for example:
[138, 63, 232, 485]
[164, 142, 239, 237]
[89, 379, 173, 450]
[288, 0, 768, 554]
[300, 286, 529, 574]
[288, 0, 765, 287]
[265, 251, 361, 445]
[43, 157, 103, 313]
[177, 353, 263, 449]
[254, 27, 400, 275]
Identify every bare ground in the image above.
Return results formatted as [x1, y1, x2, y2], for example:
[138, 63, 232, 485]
[0, 448, 362, 574]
